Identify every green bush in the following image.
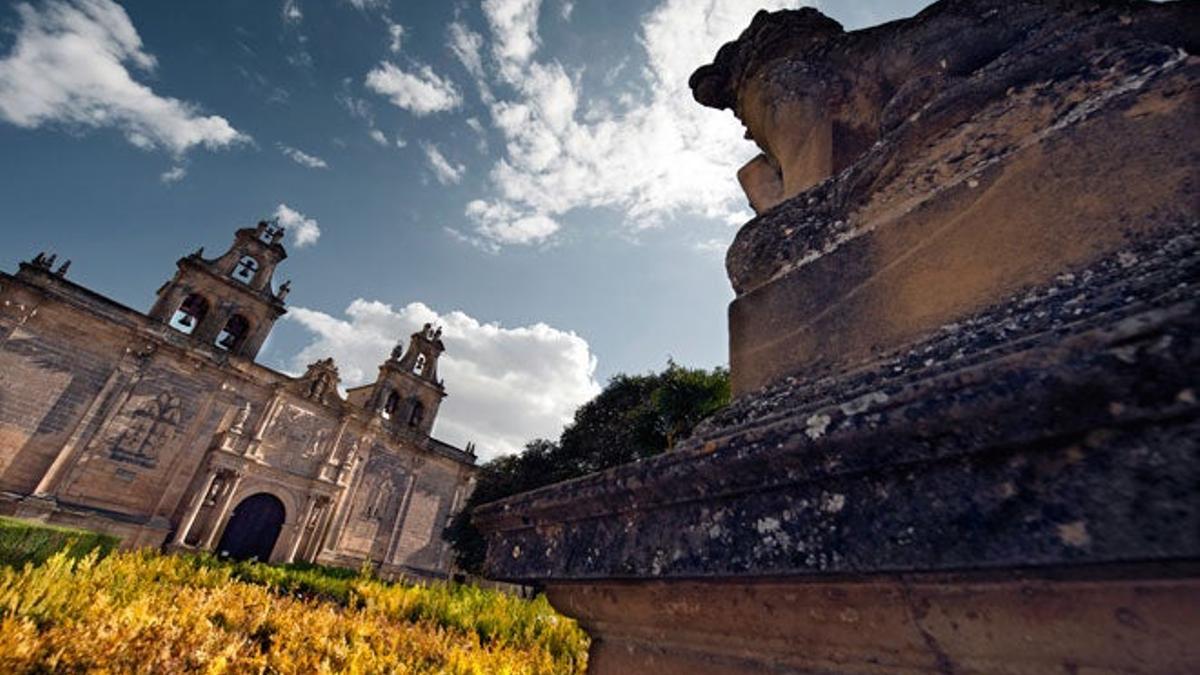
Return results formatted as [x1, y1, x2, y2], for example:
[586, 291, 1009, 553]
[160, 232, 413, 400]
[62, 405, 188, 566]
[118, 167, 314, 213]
[0, 516, 119, 567]
[187, 553, 587, 664]
[0, 519, 590, 671]
[0, 549, 587, 673]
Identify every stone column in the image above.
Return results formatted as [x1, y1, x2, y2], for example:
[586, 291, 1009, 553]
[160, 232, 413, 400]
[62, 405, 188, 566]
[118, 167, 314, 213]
[384, 469, 419, 565]
[243, 394, 282, 459]
[320, 448, 366, 554]
[171, 468, 220, 546]
[436, 475, 469, 572]
[202, 471, 243, 550]
[285, 494, 317, 563]
[300, 497, 333, 562]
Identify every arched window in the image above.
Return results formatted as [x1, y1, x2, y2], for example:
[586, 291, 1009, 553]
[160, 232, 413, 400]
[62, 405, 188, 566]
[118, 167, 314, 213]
[382, 390, 400, 419]
[169, 293, 208, 335]
[231, 255, 259, 284]
[413, 353, 426, 375]
[408, 400, 425, 428]
[215, 314, 251, 352]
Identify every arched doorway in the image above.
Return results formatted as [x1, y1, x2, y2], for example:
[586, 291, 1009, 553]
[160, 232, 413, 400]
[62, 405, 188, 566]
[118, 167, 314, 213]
[216, 493, 286, 562]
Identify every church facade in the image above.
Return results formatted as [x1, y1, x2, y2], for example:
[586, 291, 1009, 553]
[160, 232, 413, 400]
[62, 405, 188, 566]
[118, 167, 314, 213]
[0, 220, 477, 577]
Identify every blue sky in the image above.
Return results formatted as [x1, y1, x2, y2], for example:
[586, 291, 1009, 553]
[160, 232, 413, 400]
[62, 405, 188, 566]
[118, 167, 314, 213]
[0, 0, 929, 458]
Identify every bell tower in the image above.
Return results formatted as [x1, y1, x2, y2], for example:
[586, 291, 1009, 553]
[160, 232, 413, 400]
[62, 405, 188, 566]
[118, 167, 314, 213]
[367, 323, 447, 436]
[149, 219, 290, 360]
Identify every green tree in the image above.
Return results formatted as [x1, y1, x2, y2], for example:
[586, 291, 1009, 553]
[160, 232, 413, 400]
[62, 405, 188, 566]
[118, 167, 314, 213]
[651, 360, 731, 450]
[445, 361, 730, 575]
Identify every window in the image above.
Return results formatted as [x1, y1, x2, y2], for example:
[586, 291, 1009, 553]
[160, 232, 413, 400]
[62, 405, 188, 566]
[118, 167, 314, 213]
[169, 294, 208, 335]
[259, 221, 283, 244]
[413, 353, 426, 375]
[215, 314, 250, 352]
[382, 390, 400, 419]
[408, 400, 425, 428]
[231, 255, 258, 284]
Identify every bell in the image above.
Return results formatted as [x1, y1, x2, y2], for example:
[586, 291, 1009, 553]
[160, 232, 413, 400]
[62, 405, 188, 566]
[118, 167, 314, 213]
[179, 314, 193, 327]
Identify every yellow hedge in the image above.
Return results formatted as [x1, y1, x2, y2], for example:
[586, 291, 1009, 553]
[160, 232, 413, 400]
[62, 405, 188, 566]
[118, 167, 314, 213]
[0, 550, 587, 674]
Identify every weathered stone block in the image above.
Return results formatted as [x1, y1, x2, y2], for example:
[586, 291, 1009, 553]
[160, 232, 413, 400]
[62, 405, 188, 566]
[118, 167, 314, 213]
[476, 1, 1200, 672]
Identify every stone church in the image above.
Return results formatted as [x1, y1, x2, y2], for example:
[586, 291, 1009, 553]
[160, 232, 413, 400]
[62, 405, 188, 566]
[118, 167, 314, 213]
[0, 219, 478, 578]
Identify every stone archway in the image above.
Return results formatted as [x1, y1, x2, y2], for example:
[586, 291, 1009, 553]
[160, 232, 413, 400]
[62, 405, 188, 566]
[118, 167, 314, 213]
[216, 492, 286, 562]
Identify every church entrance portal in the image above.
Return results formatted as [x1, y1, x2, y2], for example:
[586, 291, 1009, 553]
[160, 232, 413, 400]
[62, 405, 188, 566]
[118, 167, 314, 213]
[216, 493, 286, 562]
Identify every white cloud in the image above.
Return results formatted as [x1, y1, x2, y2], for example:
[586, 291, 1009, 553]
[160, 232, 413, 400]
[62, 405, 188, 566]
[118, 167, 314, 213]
[395, 135, 407, 149]
[482, 0, 543, 81]
[282, 0, 303, 24]
[274, 203, 321, 247]
[278, 143, 328, 169]
[386, 20, 405, 53]
[337, 87, 373, 122]
[465, 199, 559, 245]
[448, 22, 487, 82]
[0, 0, 248, 154]
[368, 128, 388, 146]
[423, 142, 466, 185]
[159, 165, 186, 183]
[365, 62, 462, 116]
[287, 299, 600, 460]
[466, 116, 488, 152]
[456, 0, 802, 247]
[560, 1, 574, 21]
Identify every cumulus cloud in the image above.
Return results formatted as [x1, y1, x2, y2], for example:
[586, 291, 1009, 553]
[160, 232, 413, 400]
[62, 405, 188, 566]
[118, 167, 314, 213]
[287, 299, 600, 459]
[0, 0, 248, 154]
[482, 0, 543, 81]
[368, 128, 389, 146]
[365, 62, 462, 116]
[274, 203, 321, 247]
[451, 0, 801, 248]
[423, 142, 466, 185]
[466, 199, 559, 245]
[278, 143, 328, 169]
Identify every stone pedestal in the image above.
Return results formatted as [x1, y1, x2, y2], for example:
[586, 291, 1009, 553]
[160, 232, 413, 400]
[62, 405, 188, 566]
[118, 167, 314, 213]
[475, 1, 1200, 672]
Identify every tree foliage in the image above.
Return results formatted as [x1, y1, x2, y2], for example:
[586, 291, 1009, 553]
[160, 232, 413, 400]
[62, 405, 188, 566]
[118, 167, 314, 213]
[445, 361, 730, 574]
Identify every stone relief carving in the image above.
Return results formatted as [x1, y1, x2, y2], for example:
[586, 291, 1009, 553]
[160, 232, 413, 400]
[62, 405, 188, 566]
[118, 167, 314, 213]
[230, 402, 251, 434]
[303, 428, 327, 458]
[109, 392, 182, 468]
[364, 477, 394, 520]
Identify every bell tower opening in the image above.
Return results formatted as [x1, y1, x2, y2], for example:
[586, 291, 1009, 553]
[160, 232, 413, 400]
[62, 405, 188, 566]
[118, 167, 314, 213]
[231, 255, 259, 284]
[215, 314, 251, 352]
[168, 293, 209, 335]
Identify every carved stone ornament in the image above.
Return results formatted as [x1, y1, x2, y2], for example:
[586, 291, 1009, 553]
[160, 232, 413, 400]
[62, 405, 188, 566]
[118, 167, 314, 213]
[109, 392, 182, 468]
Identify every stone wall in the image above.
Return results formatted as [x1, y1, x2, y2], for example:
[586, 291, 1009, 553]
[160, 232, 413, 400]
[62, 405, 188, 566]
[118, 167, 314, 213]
[475, 1, 1200, 672]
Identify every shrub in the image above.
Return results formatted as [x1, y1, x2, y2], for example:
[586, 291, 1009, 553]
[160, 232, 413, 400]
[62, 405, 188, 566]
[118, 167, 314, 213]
[0, 528, 589, 673]
[0, 517, 119, 568]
